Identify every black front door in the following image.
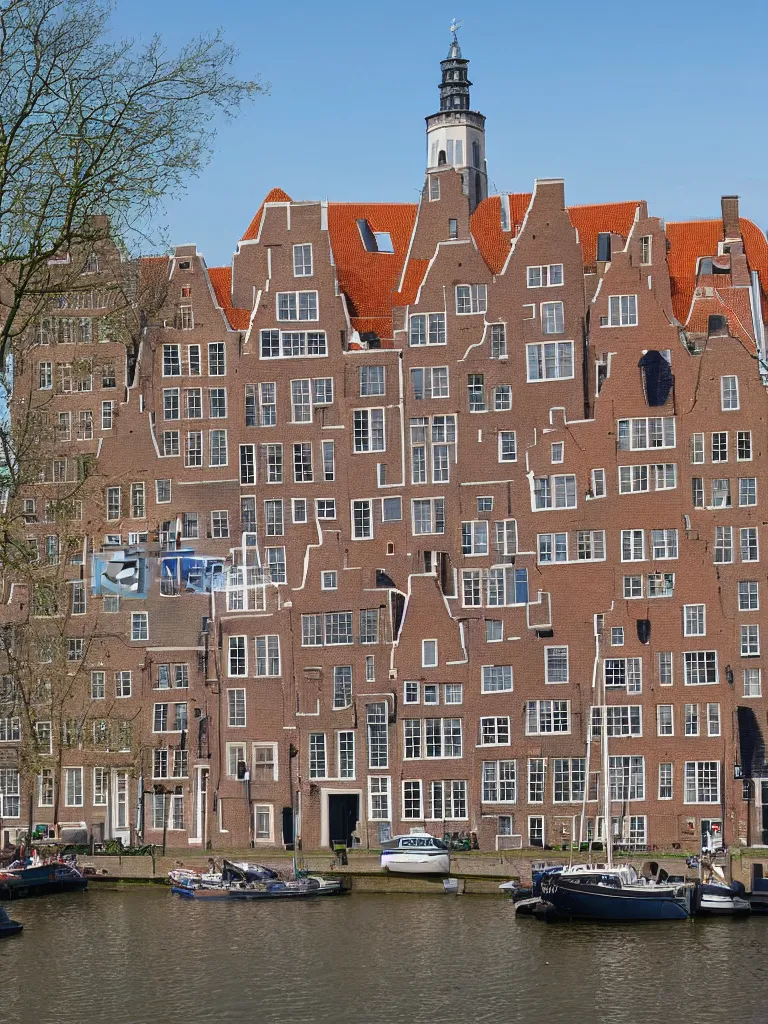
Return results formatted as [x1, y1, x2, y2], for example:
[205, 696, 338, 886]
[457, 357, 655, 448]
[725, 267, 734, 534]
[328, 794, 359, 848]
[762, 782, 768, 845]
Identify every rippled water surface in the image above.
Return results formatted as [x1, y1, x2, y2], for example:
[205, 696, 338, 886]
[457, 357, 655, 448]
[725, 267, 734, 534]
[1, 888, 765, 1024]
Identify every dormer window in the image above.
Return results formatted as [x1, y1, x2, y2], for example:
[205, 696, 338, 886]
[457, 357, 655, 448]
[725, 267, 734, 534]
[356, 220, 394, 254]
[82, 253, 99, 275]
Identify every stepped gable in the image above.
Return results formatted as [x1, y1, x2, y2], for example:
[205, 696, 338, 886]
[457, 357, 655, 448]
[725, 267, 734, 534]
[241, 186, 293, 242]
[207, 265, 250, 330]
[327, 202, 417, 344]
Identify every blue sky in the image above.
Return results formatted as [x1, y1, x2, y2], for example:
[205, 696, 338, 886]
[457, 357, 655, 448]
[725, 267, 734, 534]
[110, 0, 768, 267]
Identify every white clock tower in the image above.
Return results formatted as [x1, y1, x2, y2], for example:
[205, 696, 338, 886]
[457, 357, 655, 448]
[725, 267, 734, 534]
[425, 26, 488, 211]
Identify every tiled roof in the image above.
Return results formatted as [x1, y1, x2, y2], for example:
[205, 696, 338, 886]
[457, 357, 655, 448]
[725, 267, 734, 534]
[208, 265, 251, 330]
[470, 193, 532, 273]
[393, 258, 431, 306]
[687, 288, 756, 346]
[665, 219, 721, 323]
[666, 217, 768, 329]
[241, 187, 293, 242]
[327, 202, 418, 339]
[567, 201, 639, 265]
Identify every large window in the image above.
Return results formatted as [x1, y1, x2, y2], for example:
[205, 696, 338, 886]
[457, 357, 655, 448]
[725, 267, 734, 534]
[277, 290, 318, 321]
[608, 294, 638, 326]
[409, 313, 446, 346]
[526, 341, 573, 381]
[525, 700, 569, 735]
[455, 284, 487, 315]
[684, 761, 720, 803]
[482, 761, 516, 803]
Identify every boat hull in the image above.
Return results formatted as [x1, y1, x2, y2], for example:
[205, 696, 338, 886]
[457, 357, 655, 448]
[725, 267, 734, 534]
[698, 884, 751, 915]
[0, 865, 87, 900]
[381, 853, 451, 875]
[540, 877, 690, 921]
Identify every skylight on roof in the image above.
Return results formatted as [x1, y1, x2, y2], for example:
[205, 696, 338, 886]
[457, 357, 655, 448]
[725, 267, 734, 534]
[356, 218, 395, 254]
[373, 231, 394, 253]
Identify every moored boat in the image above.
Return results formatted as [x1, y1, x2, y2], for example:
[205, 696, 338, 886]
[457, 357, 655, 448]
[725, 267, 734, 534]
[0, 906, 23, 937]
[380, 833, 451, 875]
[539, 864, 692, 921]
[0, 863, 87, 900]
[697, 880, 751, 915]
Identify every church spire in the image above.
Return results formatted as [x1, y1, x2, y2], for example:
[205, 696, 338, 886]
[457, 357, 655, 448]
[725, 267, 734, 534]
[425, 22, 488, 212]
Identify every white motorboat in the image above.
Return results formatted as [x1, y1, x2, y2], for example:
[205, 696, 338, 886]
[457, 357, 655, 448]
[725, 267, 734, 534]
[380, 833, 450, 875]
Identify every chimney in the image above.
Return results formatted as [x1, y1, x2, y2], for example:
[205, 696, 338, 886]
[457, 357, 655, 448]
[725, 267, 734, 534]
[721, 195, 741, 241]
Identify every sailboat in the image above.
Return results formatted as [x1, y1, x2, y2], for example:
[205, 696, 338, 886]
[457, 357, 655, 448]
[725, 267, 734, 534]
[536, 630, 693, 921]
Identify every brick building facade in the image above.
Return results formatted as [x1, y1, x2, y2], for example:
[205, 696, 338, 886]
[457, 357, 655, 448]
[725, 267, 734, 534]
[4, 34, 768, 855]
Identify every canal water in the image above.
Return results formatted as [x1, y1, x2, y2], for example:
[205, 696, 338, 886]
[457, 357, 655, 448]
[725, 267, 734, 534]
[0, 889, 764, 1024]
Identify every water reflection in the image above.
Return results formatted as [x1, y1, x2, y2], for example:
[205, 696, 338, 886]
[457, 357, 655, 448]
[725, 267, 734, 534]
[1, 890, 764, 1024]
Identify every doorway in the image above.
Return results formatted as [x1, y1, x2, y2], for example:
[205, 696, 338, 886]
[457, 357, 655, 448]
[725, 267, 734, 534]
[328, 794, 359, 848]
[701, 818, 723, 851]
[761, 781, 768, 845]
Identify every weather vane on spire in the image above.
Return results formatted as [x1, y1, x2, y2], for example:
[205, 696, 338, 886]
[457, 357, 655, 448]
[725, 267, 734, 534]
[450, 18, 462, 40]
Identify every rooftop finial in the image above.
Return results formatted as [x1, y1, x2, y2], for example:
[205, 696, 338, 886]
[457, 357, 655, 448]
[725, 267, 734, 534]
[448, 18, 462, 57]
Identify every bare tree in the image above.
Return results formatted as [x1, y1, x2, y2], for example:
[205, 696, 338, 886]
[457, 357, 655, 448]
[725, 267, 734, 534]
[0, 0, 264, 366]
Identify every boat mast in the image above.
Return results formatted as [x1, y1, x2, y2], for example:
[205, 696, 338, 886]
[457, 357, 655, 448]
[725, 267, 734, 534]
[599, 625, 613, 870]
[576, 625, 600, 866]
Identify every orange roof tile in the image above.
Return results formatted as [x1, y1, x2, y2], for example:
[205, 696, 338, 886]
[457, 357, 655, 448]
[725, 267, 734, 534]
[567, 201, 639, 265]
[393, 258, 431, 306]
[686, 289, 755, 346]
[470, 194, 532, 273]
[208, 265, 251, 330]
[665, 219, 721, 323]
[667, 217, 768, 327]
[328, 202, 417, 338]
[241, 187, 293, 242]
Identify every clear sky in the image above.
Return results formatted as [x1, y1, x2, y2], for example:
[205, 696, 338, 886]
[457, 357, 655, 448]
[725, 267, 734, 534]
[109, 0, 768, 268]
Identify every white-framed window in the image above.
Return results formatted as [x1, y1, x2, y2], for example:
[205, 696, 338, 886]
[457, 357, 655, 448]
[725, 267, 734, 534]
[411, 365, 449, 400]
[293, 244, 313, 277]
[525, 700, 570, 735]
[621, 529, 645, 561]
[534, 474, 576, 510]
[657, 704, 673, 736]
[541, 301, 564, 334]
[409, 312, 446, 346]
[618, 417, 675, 451]
[738, 430, 752, 461]
[658, 763, 673, 800]
[684, 703, 700, 736]
[712, 431, 728, 462]
[528, 816, 545, 847]
[227, 689, 246, 727]
[368, 776, 391, 820]
[479, 717, 510, 746]
[481, 665, 513, 693]
[411, 498, 446, 535]
[255, 635, 281, 677]
[538, 533, 568, 563]
[367, 703, 388, 769]
[353, 408, 385, 452]
[651, 528, 678, 560]
[527, 759, 546, 803]
[482, 760, 516, 803]
[485, 619, 503, 642]
[211, 510, 229, 539]
[527, 264, 563, 288]
[228, 636, 247, 677]
[254, 804, 273, 841]
[741, 624, 760, 657]
[498, 431, 517, 463]
[277, 290, 318, 321]
[707, 703, 721, 737]
[308, 733, 327, 778]
[740, 526, 759, 562]
[550, 441, 564, 463]
[604, 657, 643, 693]
[608, 294, 638, 326]
[130, 612, 148, 641]
[351, 499, 374, 540]
[553, 758, 586, 802]
[591, 468, 606, 498]
[684, 651, 718, 685]
[402, 780, 423, 819]
[683, 604, 706, 637]
[639, 235, 652, 265]
[526, 341, 573, 380]
[739, 580, 759, 610]
[338, 731, 355, 779]
[422, 639, 438, 668]
[209, 429, 228, 467]
[64, 766, 83, 807]
[608, 756, 644, 800]
[738, 477, 757, 507]
[333, 667, 353, 710]
[744, 668, 762, 697]
[360, 365, 385, 397]
[455, 284, 487, 315]
[490, 323, 507, 358]
[321, 570, 338, 591]
[721, 375, 739, 410]
[260, 329, 327, 359]
[714, 525, 733, 564]
[545, 646, 569, 683]
[462, 520, 488, 556]
[684, 761, 720, 803]
[115, 670, 132, 698]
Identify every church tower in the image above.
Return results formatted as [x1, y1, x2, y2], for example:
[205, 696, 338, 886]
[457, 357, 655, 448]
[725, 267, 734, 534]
[425, 26, 488, 211]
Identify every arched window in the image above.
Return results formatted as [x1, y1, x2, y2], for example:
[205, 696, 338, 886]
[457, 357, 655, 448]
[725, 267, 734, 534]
[438, 150, 447, 166]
